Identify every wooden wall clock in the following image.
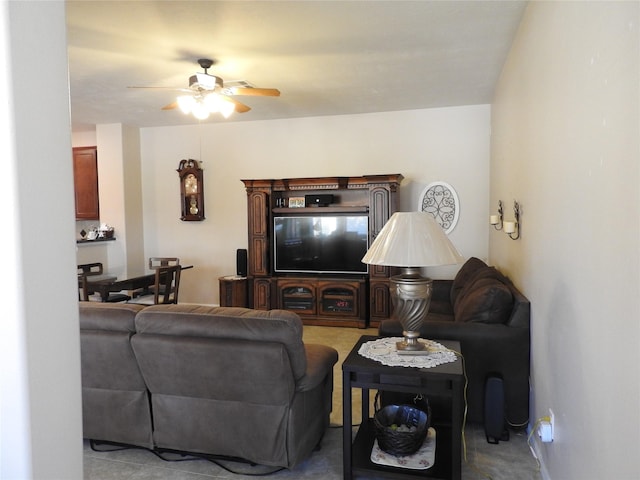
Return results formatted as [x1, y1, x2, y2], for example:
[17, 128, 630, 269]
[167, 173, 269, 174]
[177, 159, 205, 221]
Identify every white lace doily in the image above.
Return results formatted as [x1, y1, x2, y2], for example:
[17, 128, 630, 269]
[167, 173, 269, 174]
[358, 337, 457, 368]
[371, 427, 436, 469]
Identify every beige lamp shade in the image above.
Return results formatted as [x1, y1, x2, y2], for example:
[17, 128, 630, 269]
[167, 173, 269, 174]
[362, 212, 464, 267]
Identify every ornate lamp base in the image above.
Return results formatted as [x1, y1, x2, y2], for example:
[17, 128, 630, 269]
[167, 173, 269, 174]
[390, 267, 433, 352]
[396, 330, 424, 351]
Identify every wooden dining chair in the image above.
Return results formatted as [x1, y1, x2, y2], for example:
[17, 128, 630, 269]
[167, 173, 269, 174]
[147, 257, 181, 298]
[77, 263, 129, 302]
[148, 257, 180, 269]
[129, 265, 181, 305]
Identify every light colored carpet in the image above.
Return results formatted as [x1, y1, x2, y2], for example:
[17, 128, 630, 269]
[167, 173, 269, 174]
[302, 324, 378, 427]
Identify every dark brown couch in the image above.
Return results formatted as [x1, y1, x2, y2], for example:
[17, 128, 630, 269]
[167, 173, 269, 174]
[378, 257, 530, 432]
[79, 302, 338, 468]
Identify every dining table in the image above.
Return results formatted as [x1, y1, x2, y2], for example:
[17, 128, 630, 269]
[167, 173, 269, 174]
[85, 265, 193, 302]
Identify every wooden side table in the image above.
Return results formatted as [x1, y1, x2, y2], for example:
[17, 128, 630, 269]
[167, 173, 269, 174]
[218, 276, 248, 307]
[342, 335, 464, 480]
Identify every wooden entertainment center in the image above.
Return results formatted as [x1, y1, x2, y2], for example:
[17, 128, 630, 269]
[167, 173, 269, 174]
[241, 174, 403, 328]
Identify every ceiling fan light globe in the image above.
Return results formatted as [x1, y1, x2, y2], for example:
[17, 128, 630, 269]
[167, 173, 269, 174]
[192, 102, 210, 120]
[219, 100, 235, 118]
[177, 95, 195, 114]
[203, 93, 221, 113]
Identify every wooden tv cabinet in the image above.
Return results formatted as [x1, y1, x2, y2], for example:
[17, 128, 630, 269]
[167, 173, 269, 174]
[277, 277, 367, 328]
[242, 174, 403, 328]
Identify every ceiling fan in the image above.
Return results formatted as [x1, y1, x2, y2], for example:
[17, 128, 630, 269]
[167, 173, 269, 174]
[128, 58, 280, 120]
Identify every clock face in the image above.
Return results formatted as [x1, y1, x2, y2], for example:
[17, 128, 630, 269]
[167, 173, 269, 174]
[184, 173, 198, 194]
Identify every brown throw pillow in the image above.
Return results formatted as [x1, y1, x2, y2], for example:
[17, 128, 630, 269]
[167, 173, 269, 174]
[454, 277, 514, 324]
[453, 266, 507, 311]
[450, 257, 488, 305]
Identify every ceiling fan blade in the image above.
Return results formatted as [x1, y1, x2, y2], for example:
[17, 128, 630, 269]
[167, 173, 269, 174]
[222, 96, 251, 113]
[161, 101, 178, 110]
[229, 87, 280, 97]
[128, 86, 194, 93]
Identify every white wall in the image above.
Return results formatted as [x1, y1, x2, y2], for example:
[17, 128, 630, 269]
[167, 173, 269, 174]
[140, 105, 491, 304]
[1, 1, 83, 478]
[96, 124, 145, 278]
[71, 129, 96, 147]
[491, 2, 639, 478]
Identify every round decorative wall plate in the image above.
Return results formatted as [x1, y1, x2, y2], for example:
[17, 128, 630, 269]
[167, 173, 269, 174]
[418, 181, 459, 234]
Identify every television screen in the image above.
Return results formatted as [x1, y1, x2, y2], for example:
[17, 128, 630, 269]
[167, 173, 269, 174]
[274, 215, 369, 274]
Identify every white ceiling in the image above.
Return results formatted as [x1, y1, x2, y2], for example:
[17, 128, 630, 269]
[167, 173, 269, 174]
[66, 1, 527, 129]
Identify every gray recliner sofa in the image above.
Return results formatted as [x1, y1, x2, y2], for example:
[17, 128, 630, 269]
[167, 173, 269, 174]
[79, 303, 338, 469]
[79, 302, 152, 448]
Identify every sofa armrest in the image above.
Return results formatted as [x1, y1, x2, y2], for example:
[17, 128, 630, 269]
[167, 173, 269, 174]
[504, 280, 531, 329]
[296, 344, 338, 392]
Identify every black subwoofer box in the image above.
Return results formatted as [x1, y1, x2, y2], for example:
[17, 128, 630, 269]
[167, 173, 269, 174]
[484, 375, 509, 444]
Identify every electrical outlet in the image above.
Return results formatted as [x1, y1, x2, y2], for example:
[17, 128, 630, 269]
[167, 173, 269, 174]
[549, 408, 555, 441]
[537, 409, 555, 443]
[538, 420, 552, 442]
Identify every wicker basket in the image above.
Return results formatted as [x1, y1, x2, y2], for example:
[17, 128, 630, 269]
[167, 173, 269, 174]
[373, 404, 429, 456]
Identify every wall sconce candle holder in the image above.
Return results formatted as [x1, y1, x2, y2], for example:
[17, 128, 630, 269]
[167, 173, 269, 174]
[504, 201, 520, 240]
[490, 200, 521, 240]
[490, 200, 503, 230]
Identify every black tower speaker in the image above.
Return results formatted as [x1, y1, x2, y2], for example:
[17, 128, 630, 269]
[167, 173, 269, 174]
[236, 249, 248, 277]
[484, 375, 509, 443]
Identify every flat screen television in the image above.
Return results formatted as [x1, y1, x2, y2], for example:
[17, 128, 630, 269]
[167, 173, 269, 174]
[274, 215, 369, 274]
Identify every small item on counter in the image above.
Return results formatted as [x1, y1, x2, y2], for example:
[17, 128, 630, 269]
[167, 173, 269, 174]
[86, 228, 98, 240]
[99, 223, 115, 239]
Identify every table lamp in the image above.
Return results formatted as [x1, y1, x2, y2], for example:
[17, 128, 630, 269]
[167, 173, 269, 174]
[362, 212, 464, 351]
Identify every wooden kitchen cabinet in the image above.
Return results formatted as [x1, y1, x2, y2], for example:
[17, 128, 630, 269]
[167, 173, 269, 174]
[73, 146, 100, 220]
